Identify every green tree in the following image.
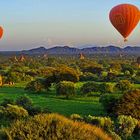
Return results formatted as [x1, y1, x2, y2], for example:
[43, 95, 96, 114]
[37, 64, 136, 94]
[99, 94, 121, 115]
[16, 95, 33, 109]
[81, 82, 100, 94]
[56, 81, 75, 99]
[115, 80, 133, 93]
[116, 115, 138, 139]
[114, 89, 140, 119]
[25, 78, 46, 92]
[100, 83, 114, 94]
[121, 64, 134, 75]
[55, 65, 79, 83]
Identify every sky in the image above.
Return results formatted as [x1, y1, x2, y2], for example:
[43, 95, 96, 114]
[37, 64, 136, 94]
[0, 0, 140, 51]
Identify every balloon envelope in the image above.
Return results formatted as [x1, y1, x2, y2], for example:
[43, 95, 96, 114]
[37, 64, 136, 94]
[109, 4, 140, 41]
[0, 26, 3, 39]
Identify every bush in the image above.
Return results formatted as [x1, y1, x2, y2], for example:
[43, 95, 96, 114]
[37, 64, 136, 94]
[0, 96, 50, 117]
[134, 120, 140, 136]
[132, 76, 140, 84]
[106, 72, 118, 82]
[100, 83, 114, 94]
[0, 130, 7, 140]
[82, 65, 103, 76]
[99, 94, 121, 115]
[80, 72, 99, 81]
[6, 72, 22, 83]
[16, 95, 33, 109]
[114, 89, 140, 119]
[81, 82, 114, 95]
[25, 78, 46, 92]
[85, 115, 114, 132]
[55, 66, 79, 83]
[22, 74, 33, 82]
[56, 81, 75, 98]
[27, 106, 50, 116]
[15, 95, 50, 116]
[116, 115, 138, 139]
[0, 98, 15, 107]
[70, 114, 83, 121]
[70, 114, 121, 140]
[109, 131, 121, 140]
[81, 82, 100, 94]
[115, 80, 133, 92]
[0, 104, 28, 120]
[3, 114, 111, 140]
[121, 64, 134, 75]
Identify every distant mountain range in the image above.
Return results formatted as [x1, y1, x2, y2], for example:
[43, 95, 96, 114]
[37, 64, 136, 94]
[1, 45, 140, 55]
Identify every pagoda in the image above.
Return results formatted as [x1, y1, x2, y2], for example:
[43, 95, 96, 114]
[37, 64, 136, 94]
[19, 55, 26, 62]
[79, 53, 85, 60]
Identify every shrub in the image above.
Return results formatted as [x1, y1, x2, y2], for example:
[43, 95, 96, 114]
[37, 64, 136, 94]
[85, 91, 101, 97]
[85, 115, 114, 132]
[99, 94, 121, 115]
[106, 72, 118, 82]
[15, 95, 50, 116]
[55, 66, 79, 83]
[116, 115, 138, 139]
[22, 74, 33, 82]
[114, 89, 140, 119]
[82, 65, 103, 76]
[115, 80, 133, 92]
[109, 131, 121, 140]
[100, 83, 114, 94]
[16, 95, 33, 109]
[0, 130, 7, 140]
[44, 68, 56, 87]
[0, 98, 15, 107]
[70, 114, 83, 121]
[121, 64, 134, 75]
[132, 76, 140, 84]
[6, 72, 22, 83]
[134, 120, 140, 136]
[80, 72, 99, 81]
[109, 63, 122, 73]
[81, 82, 114, 95]
[3, 114, 111, 140]
[27, 106, 50, 116]
[81, 82, 100, 94]
[56, 81, 75, 98]
[25, 78, 46, 92]
[0, 104, 28, 120]
[69, 114, 121, 140]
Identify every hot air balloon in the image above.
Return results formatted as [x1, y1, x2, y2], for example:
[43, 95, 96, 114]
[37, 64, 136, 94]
[0, 26, 3, 39]
[109, 4, 140, 42]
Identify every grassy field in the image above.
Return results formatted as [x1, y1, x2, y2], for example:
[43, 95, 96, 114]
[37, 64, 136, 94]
[1, 81, 140, 117]
[0, 83, 105, 116]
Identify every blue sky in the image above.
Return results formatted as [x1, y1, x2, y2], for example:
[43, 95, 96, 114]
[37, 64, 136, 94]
[0, 0, 140, 51]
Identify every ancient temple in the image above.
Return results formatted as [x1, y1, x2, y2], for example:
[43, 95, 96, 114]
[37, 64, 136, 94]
[43, 53, 48, 59]
[19, 55, 26, 62]
[79, 53, 85, 60]
[14, 56, 18, 62]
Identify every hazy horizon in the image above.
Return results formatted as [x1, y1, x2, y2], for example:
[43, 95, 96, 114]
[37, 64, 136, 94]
[0, 0, 140, 51]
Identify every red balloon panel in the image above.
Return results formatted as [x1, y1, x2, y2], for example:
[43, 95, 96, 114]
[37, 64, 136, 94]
[109, 4, 140, 39]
